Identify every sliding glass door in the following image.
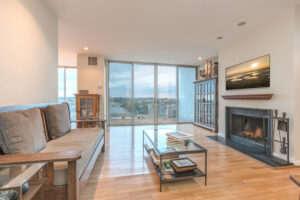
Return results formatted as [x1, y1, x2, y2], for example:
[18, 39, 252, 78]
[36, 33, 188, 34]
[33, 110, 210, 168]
[178, 67, 196, 122]
[157, 65, 177, 124]
[134, 64, 155, 124]
[108, 62, 196, 125]
[109, 62, 132, 125]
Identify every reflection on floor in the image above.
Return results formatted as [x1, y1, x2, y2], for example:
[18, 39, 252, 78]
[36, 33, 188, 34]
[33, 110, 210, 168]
[80, 124, 300, 200]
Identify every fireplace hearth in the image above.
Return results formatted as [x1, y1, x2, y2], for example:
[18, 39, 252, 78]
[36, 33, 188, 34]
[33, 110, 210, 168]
[207, 106, 291, 167]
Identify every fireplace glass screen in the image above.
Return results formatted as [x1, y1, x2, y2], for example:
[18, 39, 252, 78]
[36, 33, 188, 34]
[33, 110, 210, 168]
[231, 114, 268, 144]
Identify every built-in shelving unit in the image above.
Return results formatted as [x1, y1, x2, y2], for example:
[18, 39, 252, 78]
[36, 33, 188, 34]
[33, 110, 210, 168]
[194, 78, 218, 132]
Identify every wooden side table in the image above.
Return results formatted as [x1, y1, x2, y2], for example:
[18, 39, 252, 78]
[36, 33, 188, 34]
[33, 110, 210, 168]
[0, 162, 47, 200]
[72, 119, 106, 129]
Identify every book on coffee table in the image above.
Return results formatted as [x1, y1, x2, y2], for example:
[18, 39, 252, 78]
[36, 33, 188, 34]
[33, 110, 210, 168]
[166, 131, 193, 141]
[172, 158, 197, 168]
[170, 158, 197, 172]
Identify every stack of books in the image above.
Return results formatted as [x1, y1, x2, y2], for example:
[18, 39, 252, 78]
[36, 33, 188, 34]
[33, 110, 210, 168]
[166, 131, 193, 148]
[148, 148, 179, 165]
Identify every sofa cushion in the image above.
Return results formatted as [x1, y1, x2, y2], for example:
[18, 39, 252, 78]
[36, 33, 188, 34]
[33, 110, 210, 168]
[41, 127, 104, 186]
[46, 103, 71, 139]
[0, 108, 46, 154]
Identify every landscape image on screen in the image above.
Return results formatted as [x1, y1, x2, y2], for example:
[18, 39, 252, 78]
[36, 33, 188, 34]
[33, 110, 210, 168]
[226, 55, 270, 90]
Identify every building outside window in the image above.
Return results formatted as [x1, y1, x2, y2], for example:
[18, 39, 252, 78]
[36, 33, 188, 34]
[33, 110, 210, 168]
[58, 67, 77, 120]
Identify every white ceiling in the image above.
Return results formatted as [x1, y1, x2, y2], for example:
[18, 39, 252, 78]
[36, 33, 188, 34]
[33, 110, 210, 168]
[44, 0, 299, 66]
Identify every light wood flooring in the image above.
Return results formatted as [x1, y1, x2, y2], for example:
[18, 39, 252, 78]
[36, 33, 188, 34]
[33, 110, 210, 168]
[80, 124, 300, 200]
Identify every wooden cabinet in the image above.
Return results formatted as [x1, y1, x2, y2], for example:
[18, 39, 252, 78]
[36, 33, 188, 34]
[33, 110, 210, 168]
[194, 78, 218, 132]
[75, 94, 100, 127]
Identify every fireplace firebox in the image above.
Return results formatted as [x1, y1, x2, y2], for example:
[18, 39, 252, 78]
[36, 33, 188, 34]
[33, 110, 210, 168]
[226, 107, 273, 155]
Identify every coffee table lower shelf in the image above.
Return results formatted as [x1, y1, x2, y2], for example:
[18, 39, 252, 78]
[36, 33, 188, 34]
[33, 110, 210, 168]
[158, 168, 205, 183]
[144, 145, 207, 191]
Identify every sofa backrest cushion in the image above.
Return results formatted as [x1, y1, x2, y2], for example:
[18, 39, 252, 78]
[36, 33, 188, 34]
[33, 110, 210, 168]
[0, 108, 47, 154]
[46, 103, 71, 140]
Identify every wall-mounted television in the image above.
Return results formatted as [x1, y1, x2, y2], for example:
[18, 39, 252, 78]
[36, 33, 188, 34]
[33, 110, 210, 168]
[226, 54, 270, 90]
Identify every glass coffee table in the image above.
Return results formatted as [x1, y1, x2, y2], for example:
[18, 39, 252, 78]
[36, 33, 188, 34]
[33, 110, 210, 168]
[143, 129, 207, 192]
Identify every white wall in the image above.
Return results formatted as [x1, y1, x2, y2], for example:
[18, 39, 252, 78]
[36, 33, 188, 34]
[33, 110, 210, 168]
[0, 0, 58, 106]
[77, 54, 105, 116]
[218, 8, 297, 162]
[293, 6, 300, 165]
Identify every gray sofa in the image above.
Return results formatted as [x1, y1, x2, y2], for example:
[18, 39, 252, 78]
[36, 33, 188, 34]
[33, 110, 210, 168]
[0, 103, 105, 200]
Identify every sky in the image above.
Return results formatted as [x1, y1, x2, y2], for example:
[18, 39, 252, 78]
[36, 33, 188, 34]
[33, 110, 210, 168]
[58, 63, 195, 100]
[109, 63, 179, 98]
[226, 55, 270, 77]
[58, 68, 77, 97]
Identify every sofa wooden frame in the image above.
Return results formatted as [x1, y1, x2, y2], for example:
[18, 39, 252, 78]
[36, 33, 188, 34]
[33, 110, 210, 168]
[0, 103, 106, 200]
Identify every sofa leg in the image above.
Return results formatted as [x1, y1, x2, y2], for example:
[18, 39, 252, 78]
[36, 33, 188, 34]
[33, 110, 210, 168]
[68, 161, 79, 200]
[45, 162, 54, 186]
[101, 131, 105, 153]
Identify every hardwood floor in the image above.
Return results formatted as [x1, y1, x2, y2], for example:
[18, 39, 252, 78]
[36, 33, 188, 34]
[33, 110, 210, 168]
[80, 124, 300, 200]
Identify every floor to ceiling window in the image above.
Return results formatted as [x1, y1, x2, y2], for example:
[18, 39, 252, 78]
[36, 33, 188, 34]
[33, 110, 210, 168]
[109, 62, 132, 125]
[157, 65, 177, 124]
[178, 67, 196, 122]
[134, 64, 155, 124]
[108, 61, 196, 125]
[58, 67, 77, 120]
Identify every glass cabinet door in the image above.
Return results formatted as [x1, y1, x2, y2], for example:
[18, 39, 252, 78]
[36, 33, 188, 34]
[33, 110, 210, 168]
[79, 96, 96, 119]
[194, 79, 217, 130]
[86, 97, 94, 117]
[80, 97, 87, 117]
[80, 98, 86, 107]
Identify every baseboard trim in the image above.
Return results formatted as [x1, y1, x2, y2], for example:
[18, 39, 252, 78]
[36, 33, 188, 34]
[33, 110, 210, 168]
[272, 152, 294, 164]
[218, 132, 225, 137]
[294, 160, 300, 166]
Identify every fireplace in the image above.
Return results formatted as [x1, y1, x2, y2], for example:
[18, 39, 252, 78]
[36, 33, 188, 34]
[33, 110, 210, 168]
[226, 107, 273, 155]
[231, 115, 266, 144]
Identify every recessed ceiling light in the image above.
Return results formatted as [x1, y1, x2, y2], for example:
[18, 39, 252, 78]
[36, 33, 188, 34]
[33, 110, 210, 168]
[238, 21, 246, 26]
[198, 56, 203, 61]
[84, 46, 88, 50]
[216, 36, 223, 40]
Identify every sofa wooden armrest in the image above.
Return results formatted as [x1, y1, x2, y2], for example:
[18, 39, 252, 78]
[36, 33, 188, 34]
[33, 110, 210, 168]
[0, 151, 82, 200]
[0, 103, 105, 200]
[0, 151, 83, 165]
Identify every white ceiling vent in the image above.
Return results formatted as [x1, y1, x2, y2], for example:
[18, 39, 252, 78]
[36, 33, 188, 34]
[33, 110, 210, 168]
[88, 57, 97, 65]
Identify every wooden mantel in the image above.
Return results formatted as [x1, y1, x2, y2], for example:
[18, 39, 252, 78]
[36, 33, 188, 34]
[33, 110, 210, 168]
[222, 94, 273, 100]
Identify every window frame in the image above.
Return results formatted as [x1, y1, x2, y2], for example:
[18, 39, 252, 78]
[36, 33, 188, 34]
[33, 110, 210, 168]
[106, 60, 197, 126]
[58, 66, 77, 102]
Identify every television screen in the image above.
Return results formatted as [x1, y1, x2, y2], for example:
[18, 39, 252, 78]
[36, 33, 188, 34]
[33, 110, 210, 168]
[226, 55, 270, 90]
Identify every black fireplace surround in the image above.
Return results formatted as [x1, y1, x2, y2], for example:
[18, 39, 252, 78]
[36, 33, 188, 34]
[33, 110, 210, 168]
[207, 106, 292, 167]
[226, 106, 273, 155]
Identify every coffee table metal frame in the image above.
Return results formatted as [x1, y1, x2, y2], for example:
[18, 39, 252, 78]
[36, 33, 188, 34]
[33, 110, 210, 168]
[143, 129, 207, 192]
